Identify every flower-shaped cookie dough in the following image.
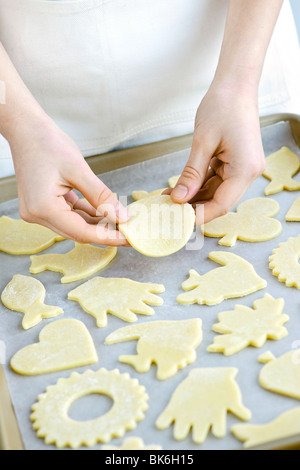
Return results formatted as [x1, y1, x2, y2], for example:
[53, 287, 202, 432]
[269, 235, 300, 288]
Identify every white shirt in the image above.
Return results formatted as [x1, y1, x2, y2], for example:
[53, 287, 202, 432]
[0, 0, 299, 178]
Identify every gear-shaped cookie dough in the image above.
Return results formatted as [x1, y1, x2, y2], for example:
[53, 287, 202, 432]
[259, 350, 300, 399]
[177, 252, 267, 305]
[202, 198, 281, 246]
[0, 216, 64, 255]
[1, 275, 63, 330]
[68, 277, 165, 327]
[105, 319, 202, 379]
[263, 146, 300, 195]
[30, 368, 149, 448]
[30, 243, 117, 283]
[269, 235, 300, 288]
[118, 195, 195, 257]
[156, 368, 251, 444]
[102, 437, 162, 450]
[207, 294, 288, 356]
[10, 319, 98, 375]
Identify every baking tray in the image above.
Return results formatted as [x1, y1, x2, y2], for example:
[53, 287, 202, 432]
[1, 114, 300, 451]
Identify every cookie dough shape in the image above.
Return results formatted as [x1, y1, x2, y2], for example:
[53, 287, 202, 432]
[102, 437, 162, 450]
[132, 188, 166, 201]
[105, 319, 202, 380]
[168, 174, 180, 188]
[232, 407, 300, 449]
[269, 235, 300, 288]
[1, 275, 63, 330]
[118, 195, 195, 257]
[286, 196, 300, 221]
[11, 319, 98, 375]
[263, 146, 300, 195]
[258, 351, 276, 363]
[0, 216, 64, 255]
[202, 198, 281, 246]
[259, 350, 300, 399]
[30, 243, 117, 283]
[207, 294, 288, 356]
[177, 252, 267, 305]
[156, 368, 251, 444]
[68, 277, 165, 327]
[31, 368, 149, 449]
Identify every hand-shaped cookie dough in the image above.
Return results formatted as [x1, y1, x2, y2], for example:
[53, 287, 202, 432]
[105, 319, 202, 379]
[30, 243, 117, 283]
[177, 252, 267, 305]
[263, 147, 300, 195]
[68, 277, 165, 327]
[156, 368, 251, 444]
[259, 350, 300, 399]
[1, 275, 63, 329]
[202, 198, 281, 246]
[207, 294, 288, 356]
[269, 235, 300, 288]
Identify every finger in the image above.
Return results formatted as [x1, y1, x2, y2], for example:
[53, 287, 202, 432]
[189, 175, 223, 204]
[73, 209, 103, 225]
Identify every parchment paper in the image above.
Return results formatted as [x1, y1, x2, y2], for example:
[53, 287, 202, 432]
[1, 120, 300, 451]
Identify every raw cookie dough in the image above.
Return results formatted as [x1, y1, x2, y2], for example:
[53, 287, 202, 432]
[207, 294, 288, 356]
[68, 277, 165, 327]
[177, 252, 267, 305]
[11, 319, 98, 375]
[30, 368, 149, 448]
[102, 437, 162, 450]
[168, 174, 180, 188]
[118, 195, 195, 257]
[258, 351, 276, 363]
[156, 368, 251, 444]
[263, 146, 300, 195]
[285, 196, 300, 221]
[0, 216, 64, 255]
[30, 243, 117, 283]
[105, 319, 202, 380]
[1, 275, 63, 330]
[259, 350, 300, 399]
[232, 407, 300, 449]
[132, 188, 166, 201]
[202, 198, 281, 246]
[269, 235, 300, 288]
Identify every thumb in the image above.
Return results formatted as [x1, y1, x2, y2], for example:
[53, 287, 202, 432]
[171, 139, 211, 203]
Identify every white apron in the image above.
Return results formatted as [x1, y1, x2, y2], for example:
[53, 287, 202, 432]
[0, 0, 299, 178]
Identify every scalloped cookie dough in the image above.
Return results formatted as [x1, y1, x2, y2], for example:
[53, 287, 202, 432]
[259, 350, 300, 399]
[102, 437, 162, 450]
[105, 318, 202, 380]
[10, 319, 98, 375]
[30, 243, 117, 283]
[68, 277, 165, 327]
[177, 252, 267, 305]
[269, 235, 300, 288]
[30, 368, 149, 449]
[156, 368, 251, 444]
[0, 216, 64, 255]
[118, 195, 195, 257]
[263, 147, 300, 195]
[1, 275, 63, 330]
[202, 198, 281, 246]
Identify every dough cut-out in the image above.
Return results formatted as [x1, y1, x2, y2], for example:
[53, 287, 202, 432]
[68, 277, 165, 327]
[232, 407, 300, 449]
[132, 188, 166, 201]
[269, 235, 300, 288]
[102, 437, 162, 450]
[105, 319, 202, 380]
[258, 351, 276, 363]
[202, 198, 281, 246]
[207, 294, 288, 356]
[0, 216, 64, 255]
[10, 319, 98, 375]
[177, 252, 267, 305]
[168, 174, 180, 188]
[286, 196, 300, 221]
[259, 350, 300, 399]
[31, 368, 149, 449]
[156, 368, 251, 444]
[1, 275, 63, 330]
[118, 195, 195, 257]
[30, 243, 117, 283]
[263, 146, 300, 195]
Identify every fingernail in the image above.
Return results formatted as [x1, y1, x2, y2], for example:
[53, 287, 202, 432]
[172, 184, 188, 200]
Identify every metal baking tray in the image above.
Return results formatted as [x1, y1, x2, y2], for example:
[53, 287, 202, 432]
[1, 113, 300, 451]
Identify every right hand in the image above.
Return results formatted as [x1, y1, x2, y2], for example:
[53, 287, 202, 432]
[9, 116, 129, 246]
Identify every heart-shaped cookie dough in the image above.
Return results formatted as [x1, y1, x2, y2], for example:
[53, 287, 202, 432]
[11, 319, 98, 375]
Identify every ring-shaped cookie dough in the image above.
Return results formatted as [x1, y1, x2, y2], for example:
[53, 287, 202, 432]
[269, 235, 300, 288]
[31, 368, 149, 449]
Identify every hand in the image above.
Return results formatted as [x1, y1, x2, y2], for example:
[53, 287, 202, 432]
[10, 116, 129, 246]
[168, 84, 266, 224]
